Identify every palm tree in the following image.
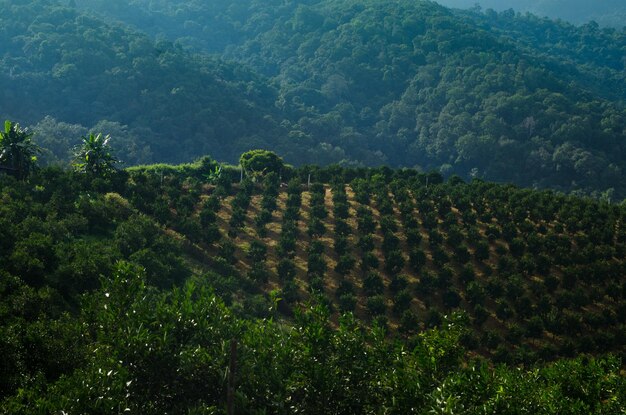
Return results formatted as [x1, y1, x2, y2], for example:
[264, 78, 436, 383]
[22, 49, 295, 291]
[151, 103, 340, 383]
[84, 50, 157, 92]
[73, 133, 119, 177]
[0, 120, 40, 179]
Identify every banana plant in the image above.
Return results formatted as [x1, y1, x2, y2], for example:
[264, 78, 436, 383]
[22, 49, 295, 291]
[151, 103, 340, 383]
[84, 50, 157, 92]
[73, 133, 119, 177]
[0, 120, 40, 179]
[203, 164, 222, 184]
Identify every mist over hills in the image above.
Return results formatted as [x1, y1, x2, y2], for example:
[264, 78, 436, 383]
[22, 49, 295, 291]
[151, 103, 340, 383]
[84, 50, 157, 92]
[1, 0, 625, 198]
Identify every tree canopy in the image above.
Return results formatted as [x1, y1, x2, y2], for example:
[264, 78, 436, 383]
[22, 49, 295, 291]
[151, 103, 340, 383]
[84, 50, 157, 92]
[239, 149, 285, 177]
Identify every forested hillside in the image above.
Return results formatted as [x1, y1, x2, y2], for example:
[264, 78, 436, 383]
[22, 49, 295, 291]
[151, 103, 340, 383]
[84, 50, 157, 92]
[217, 0, 625, 196]
[2, 0, 625, 198]
[1, 146, 625, 412]
[2, 0, 626, 412]
[0, 0, 289, 165]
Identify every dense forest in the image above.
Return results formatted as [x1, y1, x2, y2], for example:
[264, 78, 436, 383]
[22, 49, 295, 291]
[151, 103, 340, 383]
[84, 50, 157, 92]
[1, 0, 625, 199]
[0, 122, 625, 411]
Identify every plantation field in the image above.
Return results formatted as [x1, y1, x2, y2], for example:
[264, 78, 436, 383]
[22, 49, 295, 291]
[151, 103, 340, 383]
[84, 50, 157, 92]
[125, 166, 626, 364]
[2, 158, 625, 412]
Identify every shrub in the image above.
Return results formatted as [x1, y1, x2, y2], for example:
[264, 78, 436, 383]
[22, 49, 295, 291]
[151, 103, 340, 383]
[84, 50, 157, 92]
[338, 293, 357, 312]
[248, 263, 270, 284]
[384, 250, 405, 274]
[334, 236, 349, 256]
[442, 289, 462, 309]
[218, 239, 237, 264]
[277, 259, 296, 282]
[392, 289, 412, 315]
[399, 310, 419, 335]
[363, 272, 384, 296]
[307, 253, 326, 276]
[409, 248, 426, 272]
[472, 304, 489, 326]
[247, 240, 268, 263]
[335, 254, 356, 275]
[389, 275, 408, 294]
[360, 252, 379, 271]
[459, 264, 475, 284]
[357, 234, 375, 252]
[366, 295, 386, 316]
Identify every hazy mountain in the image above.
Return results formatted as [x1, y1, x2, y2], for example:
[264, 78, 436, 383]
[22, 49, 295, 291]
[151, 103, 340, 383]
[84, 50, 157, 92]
[434, 0, 626, 27]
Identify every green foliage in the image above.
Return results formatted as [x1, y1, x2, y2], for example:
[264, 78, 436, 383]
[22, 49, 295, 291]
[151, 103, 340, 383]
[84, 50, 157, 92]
[335, 254, 355, 275]
[277, 258, 296, 282]
[247, 240, 267, 263]
[363, 272, 384, 296]
[366, 295, 386, 317]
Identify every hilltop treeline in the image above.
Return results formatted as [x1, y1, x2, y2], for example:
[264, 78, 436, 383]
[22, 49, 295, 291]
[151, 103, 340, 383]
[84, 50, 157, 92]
[1, 0, 625, 197]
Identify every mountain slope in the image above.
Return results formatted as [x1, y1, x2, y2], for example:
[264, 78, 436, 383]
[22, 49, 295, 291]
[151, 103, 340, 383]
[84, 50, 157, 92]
[124, 164, 626, 363]
[221, 0, 626, 195]
[1, 159, 625, 411]
[0, 0, 287, 165]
